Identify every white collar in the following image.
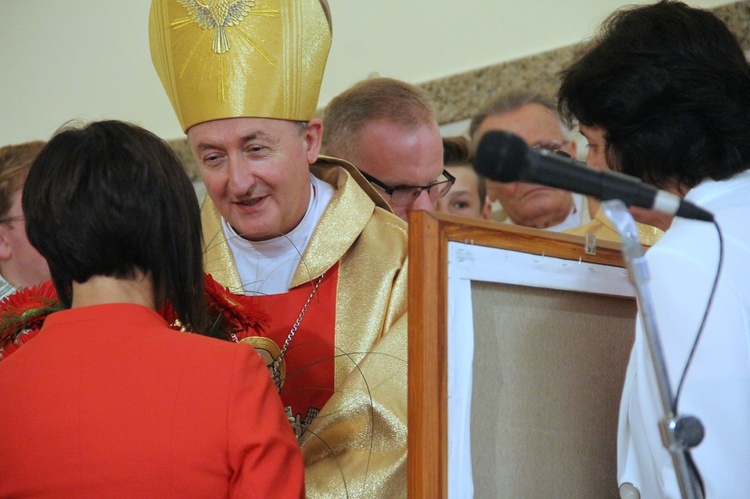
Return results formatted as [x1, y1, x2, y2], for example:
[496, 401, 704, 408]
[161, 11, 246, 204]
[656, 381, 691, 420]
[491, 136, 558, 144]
[223, 173, 334, 294]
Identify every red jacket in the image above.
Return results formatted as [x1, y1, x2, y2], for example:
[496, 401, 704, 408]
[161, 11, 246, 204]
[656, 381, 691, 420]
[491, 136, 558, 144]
[0, 303, 304, 498]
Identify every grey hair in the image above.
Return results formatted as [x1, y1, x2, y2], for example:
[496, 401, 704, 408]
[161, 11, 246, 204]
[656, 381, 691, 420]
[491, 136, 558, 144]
[468, 91, 572, 143]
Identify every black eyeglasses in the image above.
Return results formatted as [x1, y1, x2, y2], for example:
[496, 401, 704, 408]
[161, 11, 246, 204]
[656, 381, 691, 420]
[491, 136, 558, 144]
[359, 169, 456, 207]
[0, 216, 24, 224]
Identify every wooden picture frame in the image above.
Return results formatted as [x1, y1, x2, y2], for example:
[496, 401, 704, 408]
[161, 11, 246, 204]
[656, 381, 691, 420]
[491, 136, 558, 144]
[408, 211, 636, 497]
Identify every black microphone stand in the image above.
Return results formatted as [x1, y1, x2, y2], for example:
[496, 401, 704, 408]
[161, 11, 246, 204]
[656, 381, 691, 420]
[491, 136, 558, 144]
[601, 200, 704, 499]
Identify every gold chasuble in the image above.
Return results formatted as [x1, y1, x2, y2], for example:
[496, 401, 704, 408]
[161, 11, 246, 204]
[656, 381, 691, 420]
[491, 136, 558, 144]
[203, 156, 409, 498]
[564, 207, 664, 247]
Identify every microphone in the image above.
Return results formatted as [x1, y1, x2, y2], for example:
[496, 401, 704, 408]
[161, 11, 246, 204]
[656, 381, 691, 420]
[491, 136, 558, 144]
[473, 131, 714, 222]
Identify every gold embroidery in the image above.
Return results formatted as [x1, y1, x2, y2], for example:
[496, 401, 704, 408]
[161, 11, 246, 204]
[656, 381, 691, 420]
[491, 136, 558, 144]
[176, 0, 255, 54]
[150, 0, 324, 130]
[239, 336, 285, 389]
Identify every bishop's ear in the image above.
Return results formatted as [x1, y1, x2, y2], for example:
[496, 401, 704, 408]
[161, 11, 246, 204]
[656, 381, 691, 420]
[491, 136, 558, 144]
[304, 119, 324, 164]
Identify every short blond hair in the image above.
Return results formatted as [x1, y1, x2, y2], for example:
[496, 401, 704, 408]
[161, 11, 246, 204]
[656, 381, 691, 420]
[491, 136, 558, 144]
[322, 77, 437, 158]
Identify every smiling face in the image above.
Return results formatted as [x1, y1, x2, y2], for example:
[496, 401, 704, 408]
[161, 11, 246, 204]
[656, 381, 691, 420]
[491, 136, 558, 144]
[437, 164, 491, 220]
[188, 117, 321, 241]
[474, 103, 577, 228]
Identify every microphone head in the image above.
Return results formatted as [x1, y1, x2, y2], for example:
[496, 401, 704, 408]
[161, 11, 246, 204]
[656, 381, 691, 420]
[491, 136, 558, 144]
[473, 131, 529, 183]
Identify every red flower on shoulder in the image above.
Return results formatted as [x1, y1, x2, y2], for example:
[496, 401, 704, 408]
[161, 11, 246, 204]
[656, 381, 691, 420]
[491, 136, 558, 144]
[0, 275, 269, 362]
[159, 274, 269, 339]
[0, 329, 40, 360]
[202, 273, 269, 339]
[0, 280, 61, 361]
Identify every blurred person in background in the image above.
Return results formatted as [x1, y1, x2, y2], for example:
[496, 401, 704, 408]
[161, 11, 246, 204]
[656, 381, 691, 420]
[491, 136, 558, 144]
[469, 91, 590, 230]
[437, 135, 491, 220]
[0, 141, 51, 298]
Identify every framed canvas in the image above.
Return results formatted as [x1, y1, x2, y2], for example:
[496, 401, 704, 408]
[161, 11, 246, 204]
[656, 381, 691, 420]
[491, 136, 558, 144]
[408, 211, 636, 498]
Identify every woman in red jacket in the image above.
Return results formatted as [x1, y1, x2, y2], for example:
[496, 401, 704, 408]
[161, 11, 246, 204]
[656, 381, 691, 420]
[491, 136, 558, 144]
[0, 120, 304, 498]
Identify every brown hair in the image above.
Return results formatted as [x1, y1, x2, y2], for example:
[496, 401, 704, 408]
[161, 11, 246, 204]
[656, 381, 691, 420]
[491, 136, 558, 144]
[442, 135, 471, 165]
[468, 91, 561, 142]
[0, 141, 45, 217]
[442, 135, 488, 205]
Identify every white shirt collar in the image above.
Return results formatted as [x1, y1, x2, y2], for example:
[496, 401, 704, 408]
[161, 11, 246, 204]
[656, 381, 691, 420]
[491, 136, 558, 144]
[223, 173, 334, 295]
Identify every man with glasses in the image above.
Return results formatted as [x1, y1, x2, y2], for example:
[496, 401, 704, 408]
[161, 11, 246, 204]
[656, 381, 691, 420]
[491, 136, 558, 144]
[0, 141, 50, 299]
[322, 77, 449, 222]
[150, 1, 408, 496]
[469, 91, 593, 230]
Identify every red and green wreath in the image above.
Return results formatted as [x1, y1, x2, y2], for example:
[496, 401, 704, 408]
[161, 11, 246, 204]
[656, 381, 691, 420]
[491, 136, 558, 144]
[0, 274, 268, 362]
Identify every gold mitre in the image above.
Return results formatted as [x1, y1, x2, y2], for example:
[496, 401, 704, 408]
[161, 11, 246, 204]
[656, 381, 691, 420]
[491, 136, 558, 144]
[149, 0, 332, 132]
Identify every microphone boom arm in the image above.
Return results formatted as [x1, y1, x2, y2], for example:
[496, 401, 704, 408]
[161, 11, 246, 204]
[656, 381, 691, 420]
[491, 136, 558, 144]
[601, 199, 705, 499]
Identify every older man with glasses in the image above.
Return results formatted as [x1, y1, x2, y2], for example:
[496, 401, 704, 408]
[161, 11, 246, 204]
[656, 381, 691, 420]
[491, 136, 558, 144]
[322, 77, 448, 222]
[469, 91, 593, 230]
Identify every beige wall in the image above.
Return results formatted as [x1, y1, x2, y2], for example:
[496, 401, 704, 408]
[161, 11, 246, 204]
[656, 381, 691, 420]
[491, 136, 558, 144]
[0, 0, 735, 144]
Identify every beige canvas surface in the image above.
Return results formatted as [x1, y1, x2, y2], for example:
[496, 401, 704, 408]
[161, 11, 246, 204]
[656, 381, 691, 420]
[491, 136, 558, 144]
[470, 281, 636, 498]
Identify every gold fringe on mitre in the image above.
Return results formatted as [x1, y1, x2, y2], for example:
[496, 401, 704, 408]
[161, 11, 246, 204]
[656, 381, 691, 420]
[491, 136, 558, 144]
[149, 0, 332, 132]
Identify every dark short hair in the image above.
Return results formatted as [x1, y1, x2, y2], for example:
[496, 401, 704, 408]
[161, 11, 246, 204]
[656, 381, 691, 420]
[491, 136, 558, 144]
[0, 140, 45, 217]
[558, 0, 750, 189]
[23, 120, 205, 330]
[442, 135, 487, 205]
[322, 77, 436, 158]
